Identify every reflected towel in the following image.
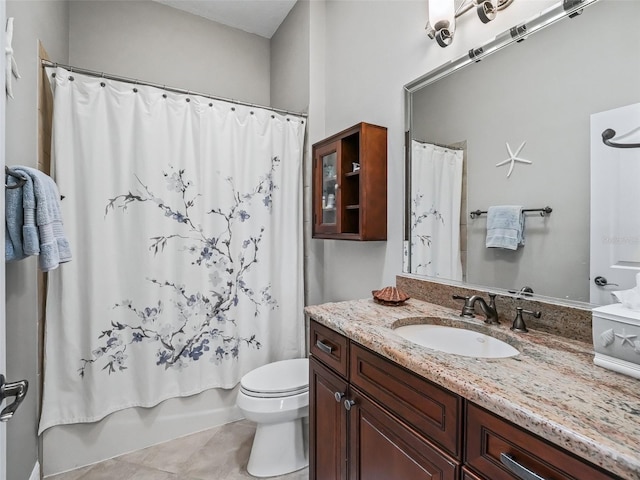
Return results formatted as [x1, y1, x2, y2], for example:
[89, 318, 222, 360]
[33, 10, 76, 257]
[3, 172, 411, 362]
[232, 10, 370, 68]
[486, 205, 525, 250]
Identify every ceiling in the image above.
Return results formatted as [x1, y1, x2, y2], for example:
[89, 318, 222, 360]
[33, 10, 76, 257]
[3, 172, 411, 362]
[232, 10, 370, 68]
[153, 0, 298, 38]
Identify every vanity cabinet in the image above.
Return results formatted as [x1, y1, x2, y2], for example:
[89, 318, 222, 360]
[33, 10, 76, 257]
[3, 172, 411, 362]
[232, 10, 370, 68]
[312, 122, 387, 241]
[310, 319, 621, 480]
[309, 320, 460, 480]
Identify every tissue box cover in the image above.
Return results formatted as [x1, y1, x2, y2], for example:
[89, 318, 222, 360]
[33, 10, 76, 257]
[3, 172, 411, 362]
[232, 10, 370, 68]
[592, 303, 640, 380]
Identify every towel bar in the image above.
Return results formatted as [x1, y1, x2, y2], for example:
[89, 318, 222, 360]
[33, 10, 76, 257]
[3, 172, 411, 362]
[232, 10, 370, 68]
[470, 206, 552, 219]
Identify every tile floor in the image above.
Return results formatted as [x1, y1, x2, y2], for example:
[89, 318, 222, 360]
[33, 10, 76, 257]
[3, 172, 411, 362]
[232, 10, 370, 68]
[46, 420, 308, 480]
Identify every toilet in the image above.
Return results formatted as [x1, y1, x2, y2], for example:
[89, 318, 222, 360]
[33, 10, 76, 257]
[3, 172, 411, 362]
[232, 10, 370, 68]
[236, 358, 309, 477]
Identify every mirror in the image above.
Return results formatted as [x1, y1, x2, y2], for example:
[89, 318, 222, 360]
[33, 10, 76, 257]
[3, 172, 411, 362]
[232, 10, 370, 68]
[404, 0, 640, 304]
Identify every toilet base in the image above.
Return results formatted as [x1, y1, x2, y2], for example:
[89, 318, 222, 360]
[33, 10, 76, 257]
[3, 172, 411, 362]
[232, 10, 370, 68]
[247, 417, 308, 478]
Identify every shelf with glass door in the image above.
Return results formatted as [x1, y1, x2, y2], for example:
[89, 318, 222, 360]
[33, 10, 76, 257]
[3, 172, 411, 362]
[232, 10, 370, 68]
[312, 122, 387, 240]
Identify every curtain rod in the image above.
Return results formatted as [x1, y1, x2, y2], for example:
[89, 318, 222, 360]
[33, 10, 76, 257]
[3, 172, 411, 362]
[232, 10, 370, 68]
[41, 60, 308, 119]
[412, 138, 464, 151]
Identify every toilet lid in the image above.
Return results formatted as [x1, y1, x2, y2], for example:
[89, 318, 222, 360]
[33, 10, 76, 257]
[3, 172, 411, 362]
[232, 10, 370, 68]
[240, 358, 309, 396]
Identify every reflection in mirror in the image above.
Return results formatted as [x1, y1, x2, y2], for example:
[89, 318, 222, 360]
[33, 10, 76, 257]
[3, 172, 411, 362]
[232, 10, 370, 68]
[404, 0, 640, 304]
[409, 140, 464, 281]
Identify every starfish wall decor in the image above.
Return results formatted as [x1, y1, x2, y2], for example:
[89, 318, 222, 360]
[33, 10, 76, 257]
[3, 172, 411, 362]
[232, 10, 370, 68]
[496, 141, 532, 178]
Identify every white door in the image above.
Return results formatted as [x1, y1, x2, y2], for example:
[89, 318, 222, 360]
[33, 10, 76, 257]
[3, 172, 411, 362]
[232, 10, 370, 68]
[590, 102, 640, 305]
[0, 0, 7, 478]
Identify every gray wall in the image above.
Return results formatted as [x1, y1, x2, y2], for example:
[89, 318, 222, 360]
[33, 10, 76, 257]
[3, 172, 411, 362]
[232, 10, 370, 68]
[410, 0, 640, 302]
[69, 0, 271, 105]
[313, 0, 567, 303]
[269, 1, 317, 311]
[270, 0, 309, 114]
[5, 2, 69, 479]
[317, 0, 437, 302]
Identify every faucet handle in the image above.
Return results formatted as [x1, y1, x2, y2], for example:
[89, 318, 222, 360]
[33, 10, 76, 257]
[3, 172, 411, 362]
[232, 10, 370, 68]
[511, 307, 541, 333]
[452, 295, 475, 318]
[521, 308, 541, 319]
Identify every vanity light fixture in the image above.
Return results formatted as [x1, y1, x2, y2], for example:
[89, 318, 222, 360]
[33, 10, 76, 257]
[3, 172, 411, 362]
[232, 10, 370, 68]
[426, 0, 514, 48]
[427, 0, 456, 47]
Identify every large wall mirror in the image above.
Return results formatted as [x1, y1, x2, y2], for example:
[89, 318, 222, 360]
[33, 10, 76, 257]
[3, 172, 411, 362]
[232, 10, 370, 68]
[404, 0, 640, 305]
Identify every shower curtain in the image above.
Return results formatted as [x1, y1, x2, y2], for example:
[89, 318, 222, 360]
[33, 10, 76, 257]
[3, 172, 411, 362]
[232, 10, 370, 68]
[39, 67, 305, 433]
[410, 140, 463, 280]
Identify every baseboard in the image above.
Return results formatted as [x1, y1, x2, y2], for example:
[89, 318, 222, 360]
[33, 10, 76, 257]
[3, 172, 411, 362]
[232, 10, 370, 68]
[29, 461, 41, 480]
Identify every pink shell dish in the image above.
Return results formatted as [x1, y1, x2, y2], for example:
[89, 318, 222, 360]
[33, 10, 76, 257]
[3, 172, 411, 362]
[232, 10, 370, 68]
[372, 286, 410, 306]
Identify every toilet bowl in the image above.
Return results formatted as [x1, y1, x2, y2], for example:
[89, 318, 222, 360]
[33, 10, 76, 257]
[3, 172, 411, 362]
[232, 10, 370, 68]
[236, 358, 309, 478]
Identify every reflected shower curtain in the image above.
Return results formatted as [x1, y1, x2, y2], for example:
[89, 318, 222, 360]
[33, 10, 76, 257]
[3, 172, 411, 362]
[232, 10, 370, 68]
[410, 140, 463, 280]
[39, 67, 305, 432]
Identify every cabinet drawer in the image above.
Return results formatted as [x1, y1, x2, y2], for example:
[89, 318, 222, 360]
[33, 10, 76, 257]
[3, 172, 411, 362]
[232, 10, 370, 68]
[350, 343, 462, 459]
[465, 403, 618, 480]
[310, 320, 349, 377]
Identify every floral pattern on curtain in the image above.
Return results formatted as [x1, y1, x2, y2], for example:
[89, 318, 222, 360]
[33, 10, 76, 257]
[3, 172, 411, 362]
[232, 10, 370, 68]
[39, 67, 305, 432]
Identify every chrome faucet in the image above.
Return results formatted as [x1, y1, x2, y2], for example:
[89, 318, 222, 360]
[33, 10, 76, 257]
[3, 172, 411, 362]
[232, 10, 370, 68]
[452, 293, 499, 324]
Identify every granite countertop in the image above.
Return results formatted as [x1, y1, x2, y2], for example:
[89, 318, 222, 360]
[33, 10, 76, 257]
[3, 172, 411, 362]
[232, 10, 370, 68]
[305, 298, 640, 480]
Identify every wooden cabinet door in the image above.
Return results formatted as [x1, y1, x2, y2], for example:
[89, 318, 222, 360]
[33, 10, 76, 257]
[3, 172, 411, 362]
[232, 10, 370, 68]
[348, 388, 459, 480]
[313, 141, 341, 235]
[350, 343, 462, 459]
[461, 466, 485, 480]
[310, 357, 348, 480]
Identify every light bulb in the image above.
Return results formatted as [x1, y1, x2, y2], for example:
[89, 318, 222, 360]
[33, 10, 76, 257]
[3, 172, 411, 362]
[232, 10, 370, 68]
[428, 0, 455, 31]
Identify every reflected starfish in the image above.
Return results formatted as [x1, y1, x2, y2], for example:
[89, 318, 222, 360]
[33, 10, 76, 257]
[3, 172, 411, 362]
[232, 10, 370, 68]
[496, 141, 532, 178]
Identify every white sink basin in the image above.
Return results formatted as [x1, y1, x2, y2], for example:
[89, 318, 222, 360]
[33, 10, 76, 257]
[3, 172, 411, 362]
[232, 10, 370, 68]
[394, 324, 519, 358]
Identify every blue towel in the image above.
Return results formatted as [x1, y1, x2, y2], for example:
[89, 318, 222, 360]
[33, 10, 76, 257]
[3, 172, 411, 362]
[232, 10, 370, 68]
[5, 173, 26, 261]
[5, 166, 72, 271]
[486, 205, 525, 250]
[15, 170, 40, 256]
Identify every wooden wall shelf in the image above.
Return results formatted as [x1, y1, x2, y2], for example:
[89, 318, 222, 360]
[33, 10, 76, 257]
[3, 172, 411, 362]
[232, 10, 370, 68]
[312, 122, 387, 241]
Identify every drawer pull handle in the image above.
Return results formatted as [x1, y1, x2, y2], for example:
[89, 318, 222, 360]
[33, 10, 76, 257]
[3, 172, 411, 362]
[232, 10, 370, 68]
[334, 392, 345, 403]
[344, 399, 356, 411]
[500, 453, 547, 480]
[316, 340, 333, 355]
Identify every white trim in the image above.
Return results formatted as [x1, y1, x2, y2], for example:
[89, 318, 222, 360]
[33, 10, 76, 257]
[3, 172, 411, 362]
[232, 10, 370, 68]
[28, 461, 40, 480]
[594, 353, 640, 380]
[0, 0, 8, 478]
